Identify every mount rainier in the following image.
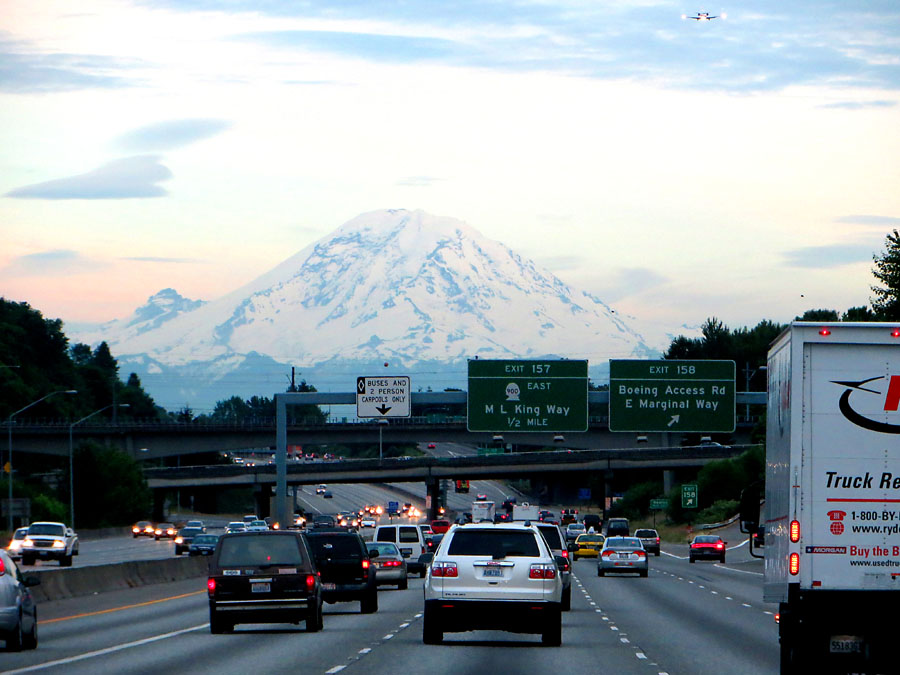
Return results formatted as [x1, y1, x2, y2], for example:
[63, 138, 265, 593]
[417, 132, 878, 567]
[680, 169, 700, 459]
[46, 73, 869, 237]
[73, 209, 668, 411]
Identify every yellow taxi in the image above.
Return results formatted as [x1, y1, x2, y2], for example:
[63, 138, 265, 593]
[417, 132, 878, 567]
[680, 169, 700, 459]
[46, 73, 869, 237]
[572, 533, 605, 560]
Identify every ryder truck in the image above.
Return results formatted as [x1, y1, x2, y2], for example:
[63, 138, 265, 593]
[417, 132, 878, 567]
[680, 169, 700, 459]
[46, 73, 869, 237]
[761, 322, 900, 673]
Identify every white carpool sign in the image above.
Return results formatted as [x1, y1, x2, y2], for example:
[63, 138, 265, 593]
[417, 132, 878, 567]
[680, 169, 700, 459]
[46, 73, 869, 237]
[356, 376, 411, 418]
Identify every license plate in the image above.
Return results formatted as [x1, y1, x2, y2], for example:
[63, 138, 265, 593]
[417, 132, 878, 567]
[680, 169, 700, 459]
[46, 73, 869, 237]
[251, 583, 270, 593]
[323, 583, 336, 591]
[483, 567, 502, 577]
[400, 548, 412, 557]
[830, 637, 863, 653]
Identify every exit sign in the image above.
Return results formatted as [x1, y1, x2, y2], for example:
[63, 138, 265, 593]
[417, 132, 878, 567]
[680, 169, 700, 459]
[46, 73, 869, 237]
[467, 359, 588, 433]
[609, 360, 735, 433]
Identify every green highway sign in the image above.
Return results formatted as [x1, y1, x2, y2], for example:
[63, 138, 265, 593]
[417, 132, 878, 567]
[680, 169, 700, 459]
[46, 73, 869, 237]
[467, 359, 588, 433]
[650, 498, 670, 510]
[682, 484, 698, 509]
[609, 360, 735, 433]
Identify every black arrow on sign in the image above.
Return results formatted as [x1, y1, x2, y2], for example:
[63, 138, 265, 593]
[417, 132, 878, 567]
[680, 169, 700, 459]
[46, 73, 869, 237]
[376, 406, 392, 415]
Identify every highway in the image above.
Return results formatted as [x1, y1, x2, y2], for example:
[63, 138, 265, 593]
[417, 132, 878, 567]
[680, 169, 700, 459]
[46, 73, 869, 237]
[3, 535, 779, 674]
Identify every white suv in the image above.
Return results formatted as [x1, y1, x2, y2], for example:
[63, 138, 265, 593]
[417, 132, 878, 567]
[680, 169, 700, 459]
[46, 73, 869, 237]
[422, 522, 563, 646]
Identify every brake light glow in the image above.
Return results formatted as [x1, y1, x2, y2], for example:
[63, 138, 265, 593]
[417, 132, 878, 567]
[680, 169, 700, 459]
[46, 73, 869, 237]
[432, 561, 458, 577]
[382, 560, 402, 567]
[790, 552, 800, 575]
[634, 550, 646, 558]
[561, 550, 569, 558]
[893, 329, 900, 338]
[790, 520, 800, 543]
[207, 578, 216, 594]
[0, 558, 5, 575]
[716, 542, 724, 549]
[306, 574, 316, 590]
[819, 328, 831, 336]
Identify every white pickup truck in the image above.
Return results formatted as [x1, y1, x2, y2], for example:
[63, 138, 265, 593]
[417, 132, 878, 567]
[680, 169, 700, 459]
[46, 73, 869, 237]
[21, 521, 79, 567]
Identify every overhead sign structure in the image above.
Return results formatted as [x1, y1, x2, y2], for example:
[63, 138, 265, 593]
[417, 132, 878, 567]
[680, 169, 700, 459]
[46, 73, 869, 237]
[682, 484, 698, 509]
[356, 376, 411, 418]
[609, 360, 735, 433]
[467, 359, 588, 433]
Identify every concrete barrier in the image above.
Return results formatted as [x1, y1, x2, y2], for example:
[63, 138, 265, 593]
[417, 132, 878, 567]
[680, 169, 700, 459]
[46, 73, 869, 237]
[28, 556, 210, 603]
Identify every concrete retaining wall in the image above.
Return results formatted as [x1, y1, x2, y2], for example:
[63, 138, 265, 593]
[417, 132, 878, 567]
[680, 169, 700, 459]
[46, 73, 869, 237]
[29, 556, 209, 603]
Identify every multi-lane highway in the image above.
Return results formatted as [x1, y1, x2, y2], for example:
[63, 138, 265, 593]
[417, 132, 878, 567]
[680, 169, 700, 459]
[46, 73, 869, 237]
[4, 533, 779, 674]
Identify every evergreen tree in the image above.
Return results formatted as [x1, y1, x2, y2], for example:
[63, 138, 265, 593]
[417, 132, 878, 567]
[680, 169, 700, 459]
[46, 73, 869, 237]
[871, 229, 900, 320]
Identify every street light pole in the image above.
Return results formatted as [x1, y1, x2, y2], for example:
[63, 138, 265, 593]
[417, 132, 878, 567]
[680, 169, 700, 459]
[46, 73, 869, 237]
[7, 389, 78, 532]
[378, 419, 389, 461]
[68, 403, 129, 530]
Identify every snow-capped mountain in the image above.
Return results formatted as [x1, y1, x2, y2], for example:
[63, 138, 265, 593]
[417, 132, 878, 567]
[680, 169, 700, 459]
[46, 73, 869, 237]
[74, 209, 667, 409]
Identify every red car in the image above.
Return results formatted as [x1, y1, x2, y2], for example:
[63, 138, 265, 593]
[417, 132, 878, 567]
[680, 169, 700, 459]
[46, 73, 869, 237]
[689, 535, 726, 563]
[430, 519, 451, 534]
[427, 442, 436, 449]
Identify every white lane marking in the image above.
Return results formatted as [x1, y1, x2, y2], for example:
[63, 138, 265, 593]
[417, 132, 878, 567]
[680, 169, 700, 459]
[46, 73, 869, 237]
[742, 603, 752, 608]
[596, 609, 603, 613]
[0, 624, 207, 674]
[326, 667, 346, 674]
[415, 613, 423, 618]
[399, 623, 410, 628]
[358, 648, 372, 654]
[383, 634, 394, 640]
[611, 626, 619, 631]
[621, 637, 630, 644]
[636, 653, 648, 660]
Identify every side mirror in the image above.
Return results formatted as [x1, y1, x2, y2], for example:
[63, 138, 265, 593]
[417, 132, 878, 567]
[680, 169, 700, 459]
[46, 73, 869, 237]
[739, 482, 761, 534]
[554, 555, 570, 572]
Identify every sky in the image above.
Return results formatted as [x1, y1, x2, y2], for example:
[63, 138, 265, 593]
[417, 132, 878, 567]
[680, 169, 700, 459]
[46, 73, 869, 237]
[2, 0, 899, 337]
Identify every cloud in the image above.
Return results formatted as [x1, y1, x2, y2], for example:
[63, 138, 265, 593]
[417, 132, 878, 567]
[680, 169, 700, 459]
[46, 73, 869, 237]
[1, 250, 102, 277]
[783, 244, 875, 268]
[121, 256, 202, 263]
[598, 267, 669, 303]
[820, 100, 897, 110]
[0, 33, 136, 93]
[835, 215, 900, 227]
[114, 119, 232, 152]
[396, 176, 441, 187]
[535, 255, 584, 272]
[6, 156, 172, 199]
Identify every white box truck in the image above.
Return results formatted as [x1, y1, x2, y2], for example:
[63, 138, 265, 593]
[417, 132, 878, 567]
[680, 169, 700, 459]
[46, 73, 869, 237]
[512, 503, 540, 521]
[471, 500, 495, 523]
[761, 322, 900, 673]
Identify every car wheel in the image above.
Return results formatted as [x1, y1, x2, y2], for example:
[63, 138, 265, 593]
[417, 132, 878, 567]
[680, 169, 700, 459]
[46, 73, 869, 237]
[420, 568, 427, 579]
[22, 555, 34, 567]
[398, 577, 408, 591]
[175, 548, 182, 556]
[597, 567, 604, 577]
[689, 556, 695, 563]
[209, 611, 232, 634]
[721, 555, 726, 563]
[306, 602, 323, 633]
[360, 590, 378, 614]
[422, 605, 443, 645]
[640, 569, 648, 578]
[541, 607, 562, 646]
[561, 585, 571, 611]
[61, 554, 73, 567]
[23, 610, 37, 650]
[655, 551, 660, 557]
[5, 612, 24, 651]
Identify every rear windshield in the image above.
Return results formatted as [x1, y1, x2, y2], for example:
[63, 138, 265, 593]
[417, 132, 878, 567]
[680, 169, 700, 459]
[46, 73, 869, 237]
[218, 534, 304, 566]
[577, 535, 604, 544]
[695, 536, 720, 543]
[193, 535, 218, 544]
[536, 525, 563, 549]
[307, 535, 363, 559]
[447, 530, 540, 557]
[606, 537, 642, 549]
[28, 524, 65, 536]
[398, 527, 420, 543]
[367, 543, 400, 556]
[635, 530, 657, 538]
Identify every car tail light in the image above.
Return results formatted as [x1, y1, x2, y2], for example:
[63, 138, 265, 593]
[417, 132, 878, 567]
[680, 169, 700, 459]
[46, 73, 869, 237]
[529, 564, 556, 579]
[635, 550, 646, 558]
[306, 574, 316, 590]
[383, 560, 402, 567]
[715, 542, 724, 549]
[432, 561, 458, 577]
[790, 520, 800, 543]
[561, 549, 569, 558]
[601, 550, 614, 558]
[207, 578, 216, 595]
[0, 558, 5, 575]
[790, 552, 800, 575]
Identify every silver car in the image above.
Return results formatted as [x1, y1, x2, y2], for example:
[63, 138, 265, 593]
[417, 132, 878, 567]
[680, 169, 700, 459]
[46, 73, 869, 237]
[597, 536, 649, 577]
[0, 550, 39, 650]
[366, 542, 409, 590]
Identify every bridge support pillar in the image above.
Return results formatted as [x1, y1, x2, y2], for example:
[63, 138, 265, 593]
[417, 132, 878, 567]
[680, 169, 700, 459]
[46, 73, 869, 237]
[152, 490, 166, 522]
[426, 478, 441, 522]
[663, 469, 675, 495]
[254, 486, 270, 519]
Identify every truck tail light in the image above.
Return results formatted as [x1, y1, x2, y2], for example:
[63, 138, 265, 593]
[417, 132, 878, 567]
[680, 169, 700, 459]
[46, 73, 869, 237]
[432, 561, 458, 577]
[819, 328, 831, 336]
[790, 520, 800, 543]
[207, 578, 216, 595]
[892, 329, 900, 338]
[789, 552, 800, 575]
[306, 574, 316, 590]
[529, 564, 556, 579]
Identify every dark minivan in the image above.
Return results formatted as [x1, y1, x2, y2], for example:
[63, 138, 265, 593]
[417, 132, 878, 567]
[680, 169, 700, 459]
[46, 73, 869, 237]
[605, 518, 630, 537]
[207, 531, 322, 633]
[305, 530, 378, 613]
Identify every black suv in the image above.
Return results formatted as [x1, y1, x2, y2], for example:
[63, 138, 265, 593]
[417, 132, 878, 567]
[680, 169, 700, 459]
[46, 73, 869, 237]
[207, 531, 323, 633]
[305, 529, 378, 614]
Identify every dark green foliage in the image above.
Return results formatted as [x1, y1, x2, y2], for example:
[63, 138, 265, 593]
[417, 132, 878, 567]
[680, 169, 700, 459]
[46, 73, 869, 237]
[795, 309, 839, 321]
[72, 441, 151, 528]
[842, 306, 879, 322]
[871, 229, 900, 320]
[612, 480, 664, 519]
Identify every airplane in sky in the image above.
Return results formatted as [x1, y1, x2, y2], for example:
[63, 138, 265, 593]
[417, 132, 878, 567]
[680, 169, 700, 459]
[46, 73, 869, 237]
[682, 11, 725, 21]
